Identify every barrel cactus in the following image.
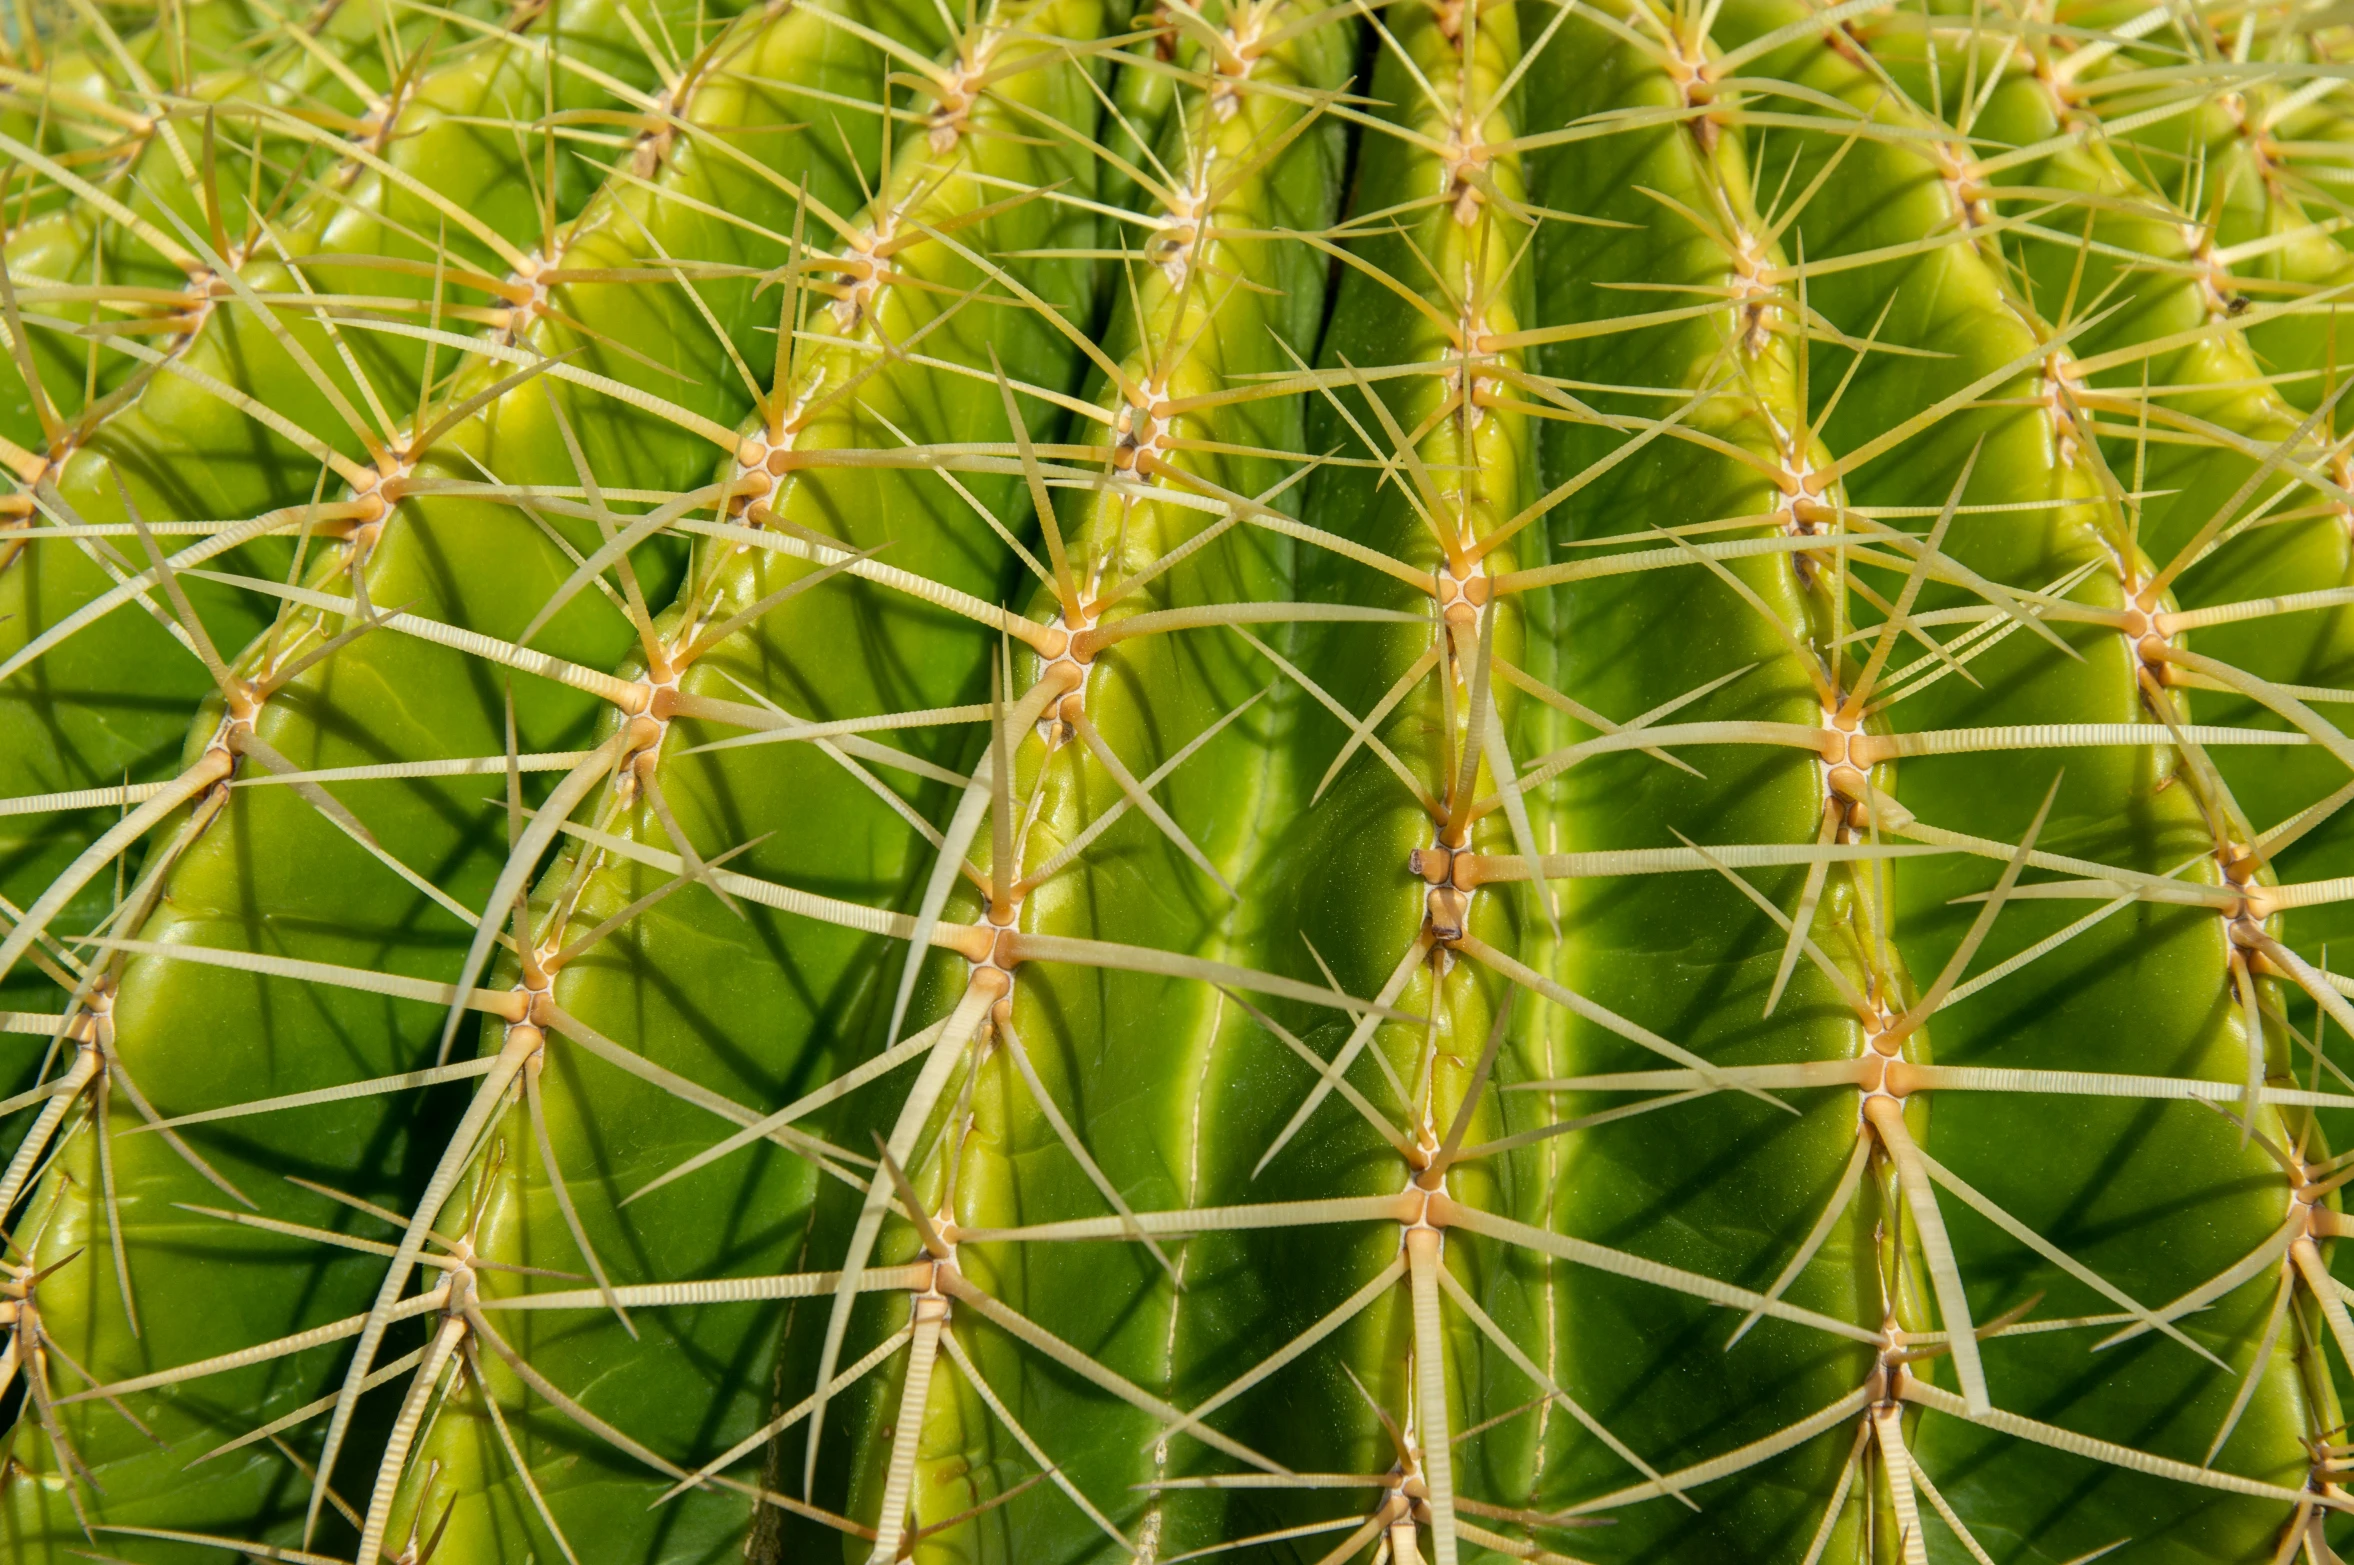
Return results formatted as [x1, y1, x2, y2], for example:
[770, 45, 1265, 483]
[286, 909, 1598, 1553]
[10, 0, 2354, 1559]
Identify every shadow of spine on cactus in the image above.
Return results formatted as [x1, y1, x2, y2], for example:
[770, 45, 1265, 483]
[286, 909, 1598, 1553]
[8, 0, 2354, 1559]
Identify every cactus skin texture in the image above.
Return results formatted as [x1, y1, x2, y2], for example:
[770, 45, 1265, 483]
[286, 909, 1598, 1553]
[17, 0, 2354, 1563]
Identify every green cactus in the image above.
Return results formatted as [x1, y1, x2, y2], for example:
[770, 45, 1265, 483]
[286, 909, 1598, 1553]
[12, 0, 2354, 1558]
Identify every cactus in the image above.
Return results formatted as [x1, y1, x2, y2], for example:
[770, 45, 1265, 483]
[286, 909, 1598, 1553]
[12, 0, 2354, 1558]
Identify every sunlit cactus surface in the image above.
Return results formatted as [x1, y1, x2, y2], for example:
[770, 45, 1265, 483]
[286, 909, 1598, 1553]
[13, 0, 2354, 1559]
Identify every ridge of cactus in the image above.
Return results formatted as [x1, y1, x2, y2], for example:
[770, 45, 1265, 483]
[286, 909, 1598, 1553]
[12, 0, 2354, 1561]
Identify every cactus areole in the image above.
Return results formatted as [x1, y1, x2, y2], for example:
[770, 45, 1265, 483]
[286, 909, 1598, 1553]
[11, 0, 2354, 1559]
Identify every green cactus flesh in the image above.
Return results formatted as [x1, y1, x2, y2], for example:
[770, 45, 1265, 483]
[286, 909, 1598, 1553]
[15, 0, 2354, 1560]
